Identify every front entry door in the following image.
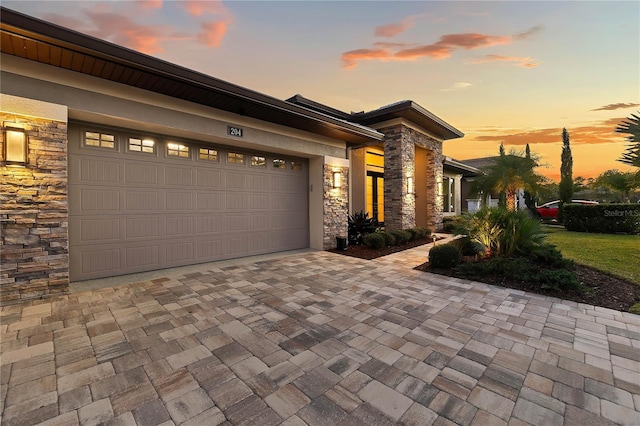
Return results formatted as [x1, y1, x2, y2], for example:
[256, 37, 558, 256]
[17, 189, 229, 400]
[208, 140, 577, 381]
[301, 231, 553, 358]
[366, 171, 384, 224]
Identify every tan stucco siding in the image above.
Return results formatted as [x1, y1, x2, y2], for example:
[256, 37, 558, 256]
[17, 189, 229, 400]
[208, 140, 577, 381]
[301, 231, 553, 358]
[1, 54, 348, 159]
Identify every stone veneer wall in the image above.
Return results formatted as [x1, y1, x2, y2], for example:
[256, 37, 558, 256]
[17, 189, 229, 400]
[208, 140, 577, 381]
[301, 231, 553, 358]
[381, 125, 415, 230]
[404, 126, 444, 231]
[323, 164, 349, 249]
[380, 124, 444, 231]
[1, 113, 69, 303]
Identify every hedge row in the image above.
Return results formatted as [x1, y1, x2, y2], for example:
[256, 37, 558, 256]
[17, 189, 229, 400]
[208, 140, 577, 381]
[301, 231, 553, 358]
[363, 227, 431, 249]
[564, 204, 640, 234]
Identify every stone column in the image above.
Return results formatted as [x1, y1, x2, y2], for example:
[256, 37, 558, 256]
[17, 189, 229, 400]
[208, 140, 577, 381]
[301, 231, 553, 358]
[425, 148, 444, 230]
[403, 126, 444, 231]
[1, 96, 69, 303]
[322, 157, 349, 249]
[382, 125, 415, 230]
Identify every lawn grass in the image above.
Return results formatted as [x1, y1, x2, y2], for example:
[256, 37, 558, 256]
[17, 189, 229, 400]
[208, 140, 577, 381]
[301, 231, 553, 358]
[545, 226, 640, 285]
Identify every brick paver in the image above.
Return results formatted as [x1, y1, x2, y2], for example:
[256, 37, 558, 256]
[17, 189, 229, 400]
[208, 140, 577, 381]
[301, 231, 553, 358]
[1, 245, 639, 425]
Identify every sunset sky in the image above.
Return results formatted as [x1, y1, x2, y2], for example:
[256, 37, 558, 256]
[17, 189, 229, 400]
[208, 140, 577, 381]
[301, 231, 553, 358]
[5, 0, 639, 180]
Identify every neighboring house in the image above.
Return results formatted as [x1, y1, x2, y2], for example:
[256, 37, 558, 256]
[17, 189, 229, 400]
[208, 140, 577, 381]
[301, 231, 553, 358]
[0, 9, 464, 301]
[458, 156, 525, 212]
[442, 157, 482, 215]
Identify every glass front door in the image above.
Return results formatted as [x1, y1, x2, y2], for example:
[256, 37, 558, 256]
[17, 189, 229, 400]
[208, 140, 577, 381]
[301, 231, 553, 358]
[366, 171, 384, 223]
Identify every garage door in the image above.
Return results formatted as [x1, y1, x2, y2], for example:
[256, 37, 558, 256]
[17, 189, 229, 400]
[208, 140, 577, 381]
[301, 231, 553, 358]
[68, 124, 309, 281]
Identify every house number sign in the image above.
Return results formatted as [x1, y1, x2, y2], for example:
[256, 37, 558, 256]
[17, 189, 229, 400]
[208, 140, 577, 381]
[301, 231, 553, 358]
[228, 126, 243, 137]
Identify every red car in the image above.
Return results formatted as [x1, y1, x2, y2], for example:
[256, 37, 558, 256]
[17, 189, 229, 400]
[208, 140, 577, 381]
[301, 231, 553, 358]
[536, 200, 598, 220]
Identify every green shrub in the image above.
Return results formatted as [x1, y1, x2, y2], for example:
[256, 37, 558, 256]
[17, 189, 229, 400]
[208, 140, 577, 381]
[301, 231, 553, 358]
[457, 207, 547, 257]
[348, 211, 379, 244]
[363, 233, 386, 249]
[443, 216, 465, 233]
[429, 244, 462, 268]
[564, 204, 640, 234]
[382, 232, 396, 247]
[530, 244, 574, 269]
[389, 229, 411, 245]
[407, 228, 420, 241]
[454, 256, 584, 293]
[534, 269, 582, 292]
[449, 236, 484, 256]
[414, 227, 432, 239]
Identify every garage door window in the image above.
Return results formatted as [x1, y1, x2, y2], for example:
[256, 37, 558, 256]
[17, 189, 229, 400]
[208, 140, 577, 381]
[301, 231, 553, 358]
[228, 152, 244, 164]
[291, 161, 303, 171]
[84, 131, 116, 149]
[129, 137, 155, 154]
[251, 156, 266, 167]
[167, 143, 190, 158]
[199, 148, 218, 161]
[273, 159, 286, 169]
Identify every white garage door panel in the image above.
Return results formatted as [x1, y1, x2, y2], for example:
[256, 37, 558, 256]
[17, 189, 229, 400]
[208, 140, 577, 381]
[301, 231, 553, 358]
[69, 124, 309, 281]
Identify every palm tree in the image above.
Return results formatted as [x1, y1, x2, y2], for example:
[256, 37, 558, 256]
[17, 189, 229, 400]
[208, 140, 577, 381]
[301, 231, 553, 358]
[472, 151, 542, 211]
[616, 111, 640, 168]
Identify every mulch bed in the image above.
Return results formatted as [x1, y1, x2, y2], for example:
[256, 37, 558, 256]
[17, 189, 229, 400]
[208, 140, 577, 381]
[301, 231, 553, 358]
[415, 262, 640, 312]
[327, 237, 640, 312]
[327, 236, 440, 260]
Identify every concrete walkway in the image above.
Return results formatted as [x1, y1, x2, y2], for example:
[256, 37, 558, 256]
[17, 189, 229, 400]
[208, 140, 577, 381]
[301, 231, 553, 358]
[1, 243, 639, 425]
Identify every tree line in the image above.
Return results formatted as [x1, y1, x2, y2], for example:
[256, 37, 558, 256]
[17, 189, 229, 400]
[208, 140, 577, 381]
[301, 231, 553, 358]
[471, 110, 640, 212]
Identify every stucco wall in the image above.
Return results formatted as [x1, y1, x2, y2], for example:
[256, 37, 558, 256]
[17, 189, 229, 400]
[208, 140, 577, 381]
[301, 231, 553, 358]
[1, 55, 349, 160]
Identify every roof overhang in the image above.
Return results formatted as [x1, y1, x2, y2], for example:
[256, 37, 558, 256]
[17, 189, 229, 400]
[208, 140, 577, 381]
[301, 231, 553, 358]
[0, 7, 383, 144]
[352, 100, 464, 141]
[443, 156, 482, 176]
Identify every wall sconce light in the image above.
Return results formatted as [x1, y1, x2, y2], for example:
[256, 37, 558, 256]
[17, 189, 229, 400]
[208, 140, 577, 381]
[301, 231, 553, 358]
[407, 176, 414, 194]
[3, 126, 28, 166]
[437, 180, 443, 197]
[332, 171, 342, 188]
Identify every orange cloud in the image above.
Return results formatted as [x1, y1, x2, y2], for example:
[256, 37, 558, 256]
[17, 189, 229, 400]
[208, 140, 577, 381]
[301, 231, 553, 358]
[178, 1, 233, 47]
[341, 49, 392, 69]
[139, 0, 162, 10]
[180, 0, 229, 17]
[45, 1, 233, 53]
[472, 118, 626, 146]
[591, 103, 640, 111]
[437, 33, 511, 49]
[46, 11, 166, 54]
[88, 12, 165, 54]
[392, 33, 512, 61]
[197, 21, 228, 47]
[471, 54, 540, 68]
[375, 18, 414, 37]
[394, 44, 453, 60]
[342, 27, 540, 69]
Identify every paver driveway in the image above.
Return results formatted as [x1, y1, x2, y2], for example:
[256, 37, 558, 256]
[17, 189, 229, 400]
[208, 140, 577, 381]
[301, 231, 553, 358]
[1, 247, 640, 426]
